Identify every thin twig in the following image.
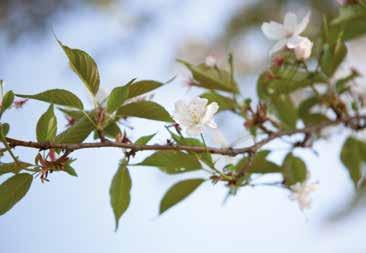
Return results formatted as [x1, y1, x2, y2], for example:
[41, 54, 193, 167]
[4, 115, 366, 157]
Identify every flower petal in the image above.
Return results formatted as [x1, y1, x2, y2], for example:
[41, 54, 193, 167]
[174, 100, 187, 114]
[261, 22, 286, 40]
[174, 100, 193, 126]
[186, 125, 202, 136]
[286, 35, 305, 49]
[294, 11, 311, 35]
[189, 97, 208, 118]
[202, 102, 219, 125]
[269, 39, 287, 55]
[284, 12, 298, 34]
[207, 120, 217, 129]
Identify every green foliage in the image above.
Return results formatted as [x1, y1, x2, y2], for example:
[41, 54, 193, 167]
[1, 91, 14, 114]
[170, 133, 214, 168]
[0, 123, 9, 136]
[0, 162, 32, 175]
[235, 150, 281, 174]
[340, 137, 366, 187]
[135, 133, 156, 145]
[116, 101, 173, 122]
[55, 113, 95, 144]
[58, 40, 100, 96]
[106, 80, 132, 113]
[200, 92, 236, 111]
[178, 60, 238, 93]
[159, 178, 204, 214]
[298, 96, 330, 126]
[63, 159, 78, 177]
[282, 153, 307, 186]
[36, 104, 57, 142]
[128, 80, 164, 99]
[102, 122, 122, 139]
[138, 151, 201, 174]
[332, 2, 366, 25]
[17, 89, 84, 109]
[320, 37, 347, 78]
[109, 160, 131, 231]
[0, 173, 33, 215]
[271, 95, 297, 129]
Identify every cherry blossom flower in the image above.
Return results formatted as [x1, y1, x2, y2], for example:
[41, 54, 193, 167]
[261, 12, 311, 55]
[174, 97, 219, 136]
[289, 180, 319, 211]
[287, 36, 313, 60]
[205, 55, 217, 67]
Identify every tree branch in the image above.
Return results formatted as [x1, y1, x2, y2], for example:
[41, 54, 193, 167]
[5, 115, 366, 157]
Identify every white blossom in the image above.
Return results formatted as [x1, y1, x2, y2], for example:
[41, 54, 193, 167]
[174, 97, 219, 136]
[205, 55, 217, 67]
[289, 181, 318, 211]
[261, 12, 311, 55]
[288, 36, 313, 60]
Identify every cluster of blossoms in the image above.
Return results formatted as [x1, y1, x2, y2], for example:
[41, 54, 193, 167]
[261, 12, 313, 60]
[172, 11, 320, 211]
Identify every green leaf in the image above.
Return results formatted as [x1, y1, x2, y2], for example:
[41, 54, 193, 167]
[58, 108, 84, 121]
[109, 160, 131, 231]
[271, 95, 297, 129]
[1, 123, 9, 136]
[282, 153, 307, 186]
[128, 80, 163, 99]
[63, 162, 78, 177]
[1, 91, 14, 113]
[116, 101, 173, 122]
[298, 96, 331, 126]
[332, 3, 366, 24]
[200, 92, 236, 111]
[17, 89, 84, 109]
[0, 173, 33, 215]
[320, 38, 347, 77]
[135, 133, 156, 145]
[0, 162, 32, 175]
[160, 178, 204, 214]
[236, 150, 281, 174]
[138, 151, 201, 174]
[55, 113, 95, 144]
[36, 104, 57, 142]
[102, 121, 121, 139]
[169, 132, 214, 168]
[340, 137, 366, 187]
[179, 60, 238, 93]
[106, 81, 132, 113]
[336, 69, 360, 94]
[58, 40, 100, 96]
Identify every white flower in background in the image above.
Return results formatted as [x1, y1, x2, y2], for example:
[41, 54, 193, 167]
[287, 36, 313, 60]
[289, 180, 319, 211]
[261, 11, 311, 55]
[205, 55, 217, 67]
[174, 97, 219, 135]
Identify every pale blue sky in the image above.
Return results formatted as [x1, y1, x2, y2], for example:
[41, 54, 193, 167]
[0, 0, 365, 252]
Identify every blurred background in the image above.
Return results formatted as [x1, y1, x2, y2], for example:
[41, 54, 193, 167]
[0, 0, 366, 252]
